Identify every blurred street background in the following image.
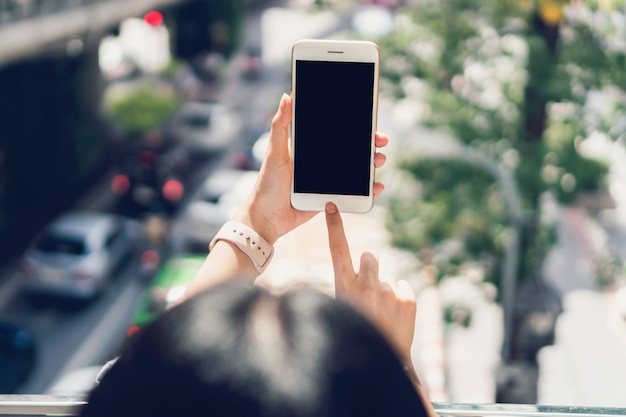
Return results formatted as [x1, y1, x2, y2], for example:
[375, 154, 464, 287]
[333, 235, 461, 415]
[0, 0, 625, 409]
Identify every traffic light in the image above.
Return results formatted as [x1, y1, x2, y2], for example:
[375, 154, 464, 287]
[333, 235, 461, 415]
[144, 10, 164, 27]
[537, 0, 566, 26]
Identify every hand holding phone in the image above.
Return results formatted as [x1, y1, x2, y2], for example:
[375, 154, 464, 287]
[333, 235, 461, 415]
[290, 39, 380, 213]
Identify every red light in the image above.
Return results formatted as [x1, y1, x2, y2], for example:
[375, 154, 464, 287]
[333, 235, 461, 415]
[127, 325, 140, 338]
[141, 249, 161, 269]
[144, 10, 163, 27]
[162, 179, 184, 201]
[111, 174, 130, 195]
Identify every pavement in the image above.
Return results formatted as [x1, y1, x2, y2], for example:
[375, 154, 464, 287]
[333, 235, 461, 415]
[537, 197, 626, 407]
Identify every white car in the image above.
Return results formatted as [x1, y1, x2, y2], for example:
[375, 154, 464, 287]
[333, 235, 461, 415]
[167, 102, 242, 156]
[46, 365, 103, 396]
[181, 169, 259, 249]
[19, 212, 141, 300]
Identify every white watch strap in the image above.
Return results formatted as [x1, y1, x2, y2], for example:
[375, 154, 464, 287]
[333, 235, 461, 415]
[209, 221, 274, 273]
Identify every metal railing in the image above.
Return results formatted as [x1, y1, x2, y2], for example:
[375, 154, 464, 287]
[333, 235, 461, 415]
[0, 0, 104, 26]
[1, 396, 626, 417]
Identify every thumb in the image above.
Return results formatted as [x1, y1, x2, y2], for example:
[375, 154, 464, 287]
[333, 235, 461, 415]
[266, 93, 292, 162]
[357, 251, 379, 285]
[272, 93, 292, 128]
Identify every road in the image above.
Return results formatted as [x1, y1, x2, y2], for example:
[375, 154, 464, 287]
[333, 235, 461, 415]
[0, 257, 147, 394]
[0, 3, 348, 395]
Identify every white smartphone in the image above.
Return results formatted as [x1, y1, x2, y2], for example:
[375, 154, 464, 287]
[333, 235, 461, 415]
[290, 39, 380, 213]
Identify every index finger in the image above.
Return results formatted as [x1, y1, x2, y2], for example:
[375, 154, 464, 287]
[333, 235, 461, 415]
[325, 202, 356, 290]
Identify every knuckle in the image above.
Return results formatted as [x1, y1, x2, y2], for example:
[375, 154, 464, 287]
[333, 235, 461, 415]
[379, 282, 395, 296]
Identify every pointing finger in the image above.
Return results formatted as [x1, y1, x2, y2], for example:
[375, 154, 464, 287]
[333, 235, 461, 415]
[325, 202, 356, 292]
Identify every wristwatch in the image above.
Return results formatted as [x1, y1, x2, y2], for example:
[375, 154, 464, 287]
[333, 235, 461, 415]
[209, 221, 274, 273]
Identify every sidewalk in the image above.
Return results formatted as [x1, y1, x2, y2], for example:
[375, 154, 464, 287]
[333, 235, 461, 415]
[537, 198, 626, 406]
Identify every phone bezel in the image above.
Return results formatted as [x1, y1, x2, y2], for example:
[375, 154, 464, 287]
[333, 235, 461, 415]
[290, 39, 380, 213]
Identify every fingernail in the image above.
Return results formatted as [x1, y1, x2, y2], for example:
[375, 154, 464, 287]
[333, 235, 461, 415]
[281, 92, 290, 101]
[325, 202, 337, 214]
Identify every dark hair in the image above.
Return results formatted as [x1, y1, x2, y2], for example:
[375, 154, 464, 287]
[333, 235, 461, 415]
[80, 280, 429, 417]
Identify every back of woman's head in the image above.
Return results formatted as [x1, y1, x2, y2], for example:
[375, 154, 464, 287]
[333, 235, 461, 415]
[80, 280, 428, 417]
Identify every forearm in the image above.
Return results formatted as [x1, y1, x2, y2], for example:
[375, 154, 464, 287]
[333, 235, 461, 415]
[183, 240, 259, 300]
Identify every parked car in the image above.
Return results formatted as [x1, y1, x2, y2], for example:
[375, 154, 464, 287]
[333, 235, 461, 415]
[0, 320, 36, 393]
[19, 212, 141, 300]
[180, 169, 259, 250]
[111, 146, 191, 217]
[126, 255, 205, 340]
[165, 102, 242, 157]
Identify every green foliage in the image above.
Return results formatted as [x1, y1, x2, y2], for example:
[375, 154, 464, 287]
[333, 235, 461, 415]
[106, 87, 179, 138]
[379, 0, 620, 287]
[388, 157, 509, 284]
[159, 59, 184, 79]
[206, 0, 243, 57]
[545, 140, 609, 204]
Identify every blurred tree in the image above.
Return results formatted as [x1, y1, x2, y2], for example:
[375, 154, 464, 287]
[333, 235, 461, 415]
[207, 0, 243, 57]
[106, 86, 179, 140]
[376, 0, 624, 291]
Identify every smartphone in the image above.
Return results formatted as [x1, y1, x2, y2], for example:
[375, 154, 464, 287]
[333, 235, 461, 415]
[290, 39, 380, 213]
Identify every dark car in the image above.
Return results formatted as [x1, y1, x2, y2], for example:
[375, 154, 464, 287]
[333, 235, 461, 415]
[240, 46, 263, 80]
[111, 146, 191, 216]
[0, 321, 36, 393]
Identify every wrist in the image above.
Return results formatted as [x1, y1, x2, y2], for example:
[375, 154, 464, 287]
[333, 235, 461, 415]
[209, 221, 275, 274]
[232, 204, 279, 245]
[210, 240, 259, 278]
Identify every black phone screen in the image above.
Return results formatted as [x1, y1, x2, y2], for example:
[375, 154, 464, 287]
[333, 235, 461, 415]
[294, 60, 375, 196]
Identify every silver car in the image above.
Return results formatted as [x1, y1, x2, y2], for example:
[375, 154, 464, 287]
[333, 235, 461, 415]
[181, 169, 258, 249]
[167, 102, 242, 156]
[20, 212, 141, 300]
